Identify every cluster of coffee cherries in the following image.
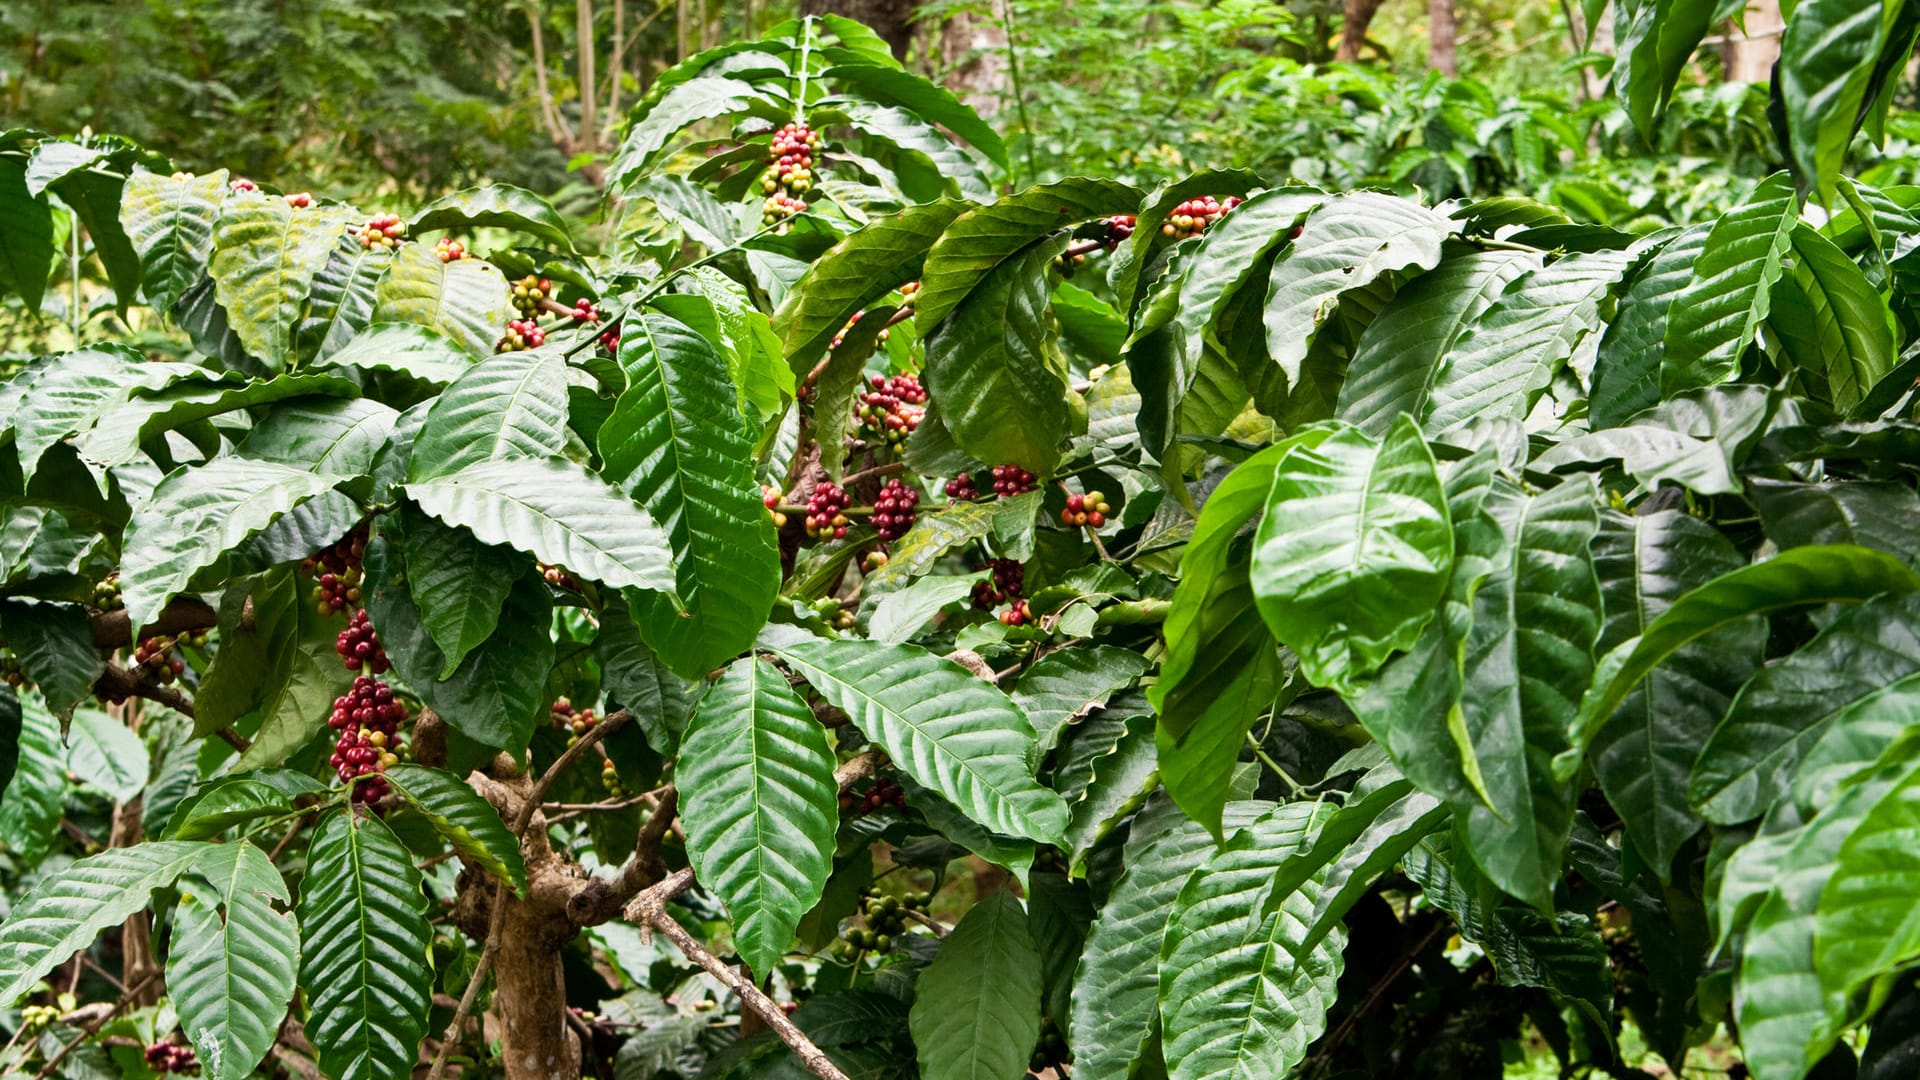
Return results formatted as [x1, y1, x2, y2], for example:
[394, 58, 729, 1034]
[540, 563, 578, 591]
[284, 191, 313, 209]
[134, 633, 195, 684]
[971, 558, 1024, 610]
[335, 609, 389, 674]
[601, 756, 627, 797]
[91, 572, 122, 612]
[0, 656, 24, 689]
[497, 319, 545, 352]
[856, 373, 926, 452]
[306, 524, 370, 616]
[1161, 195, 1243, 239]
[327, 674, 407, 803]
[551, 696, 598, 745]
[840, 775, 907, 815]
[763, 192, 808, 228]
[568, 297, 601, 325]
[810, 597, 857, 631]
[144, 1039, 201, 1074]
[230, 178, 258, 193]
[990, 464, 1038, 497]
[1060, 489, 1111, 529]
[943, 472, 979, 501]
[1103, 214, 1137, 246]
[829, 309, 887, 351]
[999, 598, 1033, 626]
[434, 237, 468, 262]
[1030, 1021, 1071, 1074]
[899, 279, 920, 308]
[871, 479, 920, 542]
[760, 121, 820, 226]
[762, 485, 789, 528]
[805, 482, 852, 540]
[511, 275, 552, 317]
[356, 213, 404, 250]
[596, 317, 622, 353]
[841, 892, 930, 954]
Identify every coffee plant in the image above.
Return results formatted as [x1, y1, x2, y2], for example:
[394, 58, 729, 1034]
[2, 6, 1920, 1079]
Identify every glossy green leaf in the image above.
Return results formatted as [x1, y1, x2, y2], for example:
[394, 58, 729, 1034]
[385, 764, 527, 895]
[236, 398, 398, 479]
[1106, 169, 1263, 314]
[765, 627, 1067, 843]
[772, 199, 965, 369]
[825, 63, 1006, 167]
[1664, 173, 1799, 392]
[296, 234, 395, 363]
[1261, 192, 1457, 384]
[14, 344, 189, 484]
[400, 514, 519, 678]
[0, 840, 212, 1003]
[0, 600, 102, 720]
[1250, 417, 1451, 694]
[169, 842, 299, 1080]
[0, 156, 52, 311]
[163, 779, 293, 841]
[1813, 764, 1920, 1053]
[1781, 0, 1906, 200]
[78, 372, 360, 472]
[1590, 224, 1708, 428]
[1612, 0, 1717, 139]
[1749, 476, 1920, 558]
[602, 312, 781, 677]
[409, 184, 576, 251]
[298, 810, 431, 1080]
[320, 323, 475, 386]
[209, 196, 356, 369]
[1011, 646, 1149, 759]
[410, 347, 569, 481]
[65, 708, 148, 802]
[910, 890, 1041, 1080]
[863, 492, 1043, 592]
[923, 235, 1069, 474]
[118, 166, 225, 315]
[1337, 249, 1538, 436]
[1784, 223, 1897, 412]
[1589, 510, 1763, 876]
[404, 458, 676, 596]
[1057, 713, 1160, 867]
[371, 241, 512, 359]
[837, 100, 995, 201]
[678, 658, 837, 977]
[121, 457, 340, 630]
[1535, 383, 1777, 497]
[608, 77, 764, 188]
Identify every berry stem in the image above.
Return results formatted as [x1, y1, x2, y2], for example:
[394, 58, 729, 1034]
[840, 461, 906, 487]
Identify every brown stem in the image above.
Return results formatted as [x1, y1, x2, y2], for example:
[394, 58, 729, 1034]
[423, 879, 509, 1080]
[92, 662, 249, 752]
[514, 709, 631, 834]
[576, 0, 598, 151]
[840, 461, 905, 487]
[626, 872, 851, 1080]
[90, 598, 216, 649]
[34, 972, 158, 1079]
[526, 3, 571, 147]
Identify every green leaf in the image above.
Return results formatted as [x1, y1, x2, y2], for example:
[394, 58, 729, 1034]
[1536, 383, 1777, 497]
[403, 458, 676, 596]
[1784, 223, 1897, 412]
[1750, 476, 1920, 560]
[1693, 592, 1920, 825]
[1589, 510, 1763, 876]
[1458, 478, 1603, 911]
[625, 175, 740, 251]
[923, 235, 1069, 474]
[1337, 249, 1538, 436]
[608, 77, 765, 188]
[1568, 545, 1920, 776]
[77, 372, 360, 472]
[0, 600, 102, 720]
[409, 184, 576, 252]
[119, 166, 225, 315]
[865, 573, 980, 644]
[677, 657, 837, 978]
[765, 627, 1067, 843]
[1106, 169, 1263, 314]
[1612, 0, 1717, 139]
[14, 344, 181, 484]
[209, 196, 356, 369]
[365, 535, 553, 753]
[236, 398, 398, 478]
[1160, 801, 1346, 1080]
[51, 165, 144, 317]
[1070, 799, 1262, 1079]
[806, 302, 893, 481]
[1250, 417, 1451, 695]
[321, 323, 475, 387]
[296, 234, 395, 363]
[385, 764, 527, 895]
[1591, 225, 1708, 428]
[1261, 192, 1458, 385]
[862, 492, 1043, 592]
[594, 602, 697, 756]
[1011, 647, 1149, 758]
[909, 890, 1042, 1080]
[1057, 713, 1160, 868]
[401, 514, 519, 678]
[169, 842, 299, 1080]
[1424, 248, 1637, 433]
[0, 156, 53, 312]
[773, 200, 966, 369]
[825, 64, 1006, 167]
[0, 686, 24, 806]
[1813, 764, 1920, 1051]
[1781, 0, 1906, 201]
[409, 347, 568, 481]
[837, 101, 995, 201]
[121, 457, 341, 631]
[231, 594, 354, 772]
[0, 840, 213, 1004]
[914, 178, 1143, 328]
[65, 708, 149, 802]
[1663, 173, 1799, 392]
[601, 312, 781, 678]
[164, 779, 293, 841]
[298, 810, 431, 1080]
[371, 241, 512, 359]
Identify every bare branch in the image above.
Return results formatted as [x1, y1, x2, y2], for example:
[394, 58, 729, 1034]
[514, 708, 632, 834]
[90, 597, 216, 649]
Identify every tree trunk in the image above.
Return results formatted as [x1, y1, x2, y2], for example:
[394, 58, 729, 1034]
[1428, 0, 1456, 76]
[934, 2, 1010, 120]
[799, 0, 916, 60]
[1722, 0, 1784, 83]
[1336, 0, 1388, 63]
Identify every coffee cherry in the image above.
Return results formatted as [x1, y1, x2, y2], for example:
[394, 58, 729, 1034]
[334, 609, 389, 674]
[356, 213, 404, 250]
[552, 696, 599, 744]
[497, 319, 545, 352]
[970, 558, 1024, 609]
[601, 757, 628, 797]
[944, 472, 978, 501]
[92, 573, 123, 611]
[145, 1039, 200, 1074]
[134, 635, 186, 683]
[1103, 214, 1137, 247]
[510, 275, 552, 317]
[763, 192, 808, 228]
[540, 563, 578, 590]
[230, 178, 258, 193]
[1060, 489, 1114, 528]
[762, 485, 789, 528]
[899, 280, 920, 308]
[434, 237, 467, 262]
[999, 598, 1032, 626]
[863, 550, 889, 572]
[990, 464, 1037, 497]
[598, 318, 622, 353]
[284, 191, 313, 208]
[569, 297, 601, 323]
[855, 373, 927, 453]
[872, 479, 919, 541]
[805, 483, 852, 541]
[0, 656, 25, 689]
[764, 122, 824, 203]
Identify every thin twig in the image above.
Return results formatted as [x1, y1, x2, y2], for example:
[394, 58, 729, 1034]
[1306, 920, 1449, 1076]
[840, 461, 906, 487]
[424, 881, 508, 1080]
[35, 972, 158, 1079]
[514, 709, 631, 835]
[627, 871, 850, 1080]
[900, 907, 949, 938]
